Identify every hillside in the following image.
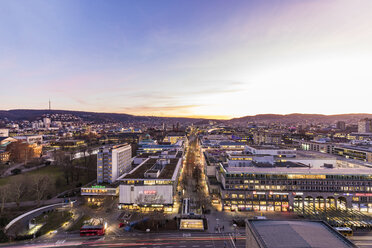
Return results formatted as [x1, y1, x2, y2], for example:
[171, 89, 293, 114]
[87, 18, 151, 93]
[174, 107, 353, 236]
[0, 109, 208, 123]
[229, 113, 372, 124]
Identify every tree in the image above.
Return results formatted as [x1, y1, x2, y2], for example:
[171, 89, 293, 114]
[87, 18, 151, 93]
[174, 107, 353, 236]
[0, 185, 10, 214]
[31, 175, 51, 206]
[10, 176, 28, 208]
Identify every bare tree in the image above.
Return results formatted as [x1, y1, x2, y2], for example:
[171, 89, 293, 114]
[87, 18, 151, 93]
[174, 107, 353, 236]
[31, 175, 51, 206]
[10, 176, 28, 208]
[0, 185, 10, 214]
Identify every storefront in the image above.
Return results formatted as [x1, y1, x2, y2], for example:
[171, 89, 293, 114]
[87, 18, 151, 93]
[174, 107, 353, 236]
[179, 219, 204, 230]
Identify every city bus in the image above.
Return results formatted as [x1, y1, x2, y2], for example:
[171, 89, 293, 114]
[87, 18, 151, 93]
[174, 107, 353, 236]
[334, 227, 353, 237]
[80, 225, 105, 236]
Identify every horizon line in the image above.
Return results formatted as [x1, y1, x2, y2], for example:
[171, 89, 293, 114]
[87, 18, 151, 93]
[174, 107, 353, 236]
[2, 108, 372, 121]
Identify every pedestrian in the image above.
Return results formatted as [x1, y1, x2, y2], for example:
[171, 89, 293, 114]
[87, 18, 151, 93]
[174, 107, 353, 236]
[222, 225, 224, 231]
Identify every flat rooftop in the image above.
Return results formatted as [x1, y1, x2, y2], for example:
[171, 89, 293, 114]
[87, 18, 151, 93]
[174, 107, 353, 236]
[247, 220, 356, 248]
[247, 145, 290, 150]
[224, 165, 372, 176]
[122, 158, 180, 180]
[295, 150, 336, 159]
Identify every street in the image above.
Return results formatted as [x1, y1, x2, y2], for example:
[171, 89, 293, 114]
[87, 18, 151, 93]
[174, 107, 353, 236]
[1, 232, 246, 248]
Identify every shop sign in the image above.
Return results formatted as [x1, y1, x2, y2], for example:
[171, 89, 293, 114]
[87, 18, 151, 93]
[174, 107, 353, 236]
[292, 192, 304, 196]
[144, 190, 157, 195]
[272, 192, 289, 195]
[355, 193, 372, 197]
[92, 185, 106, 189]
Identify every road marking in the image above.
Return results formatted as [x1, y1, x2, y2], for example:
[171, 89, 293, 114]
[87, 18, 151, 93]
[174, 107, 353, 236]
[55, 240, 66, 245]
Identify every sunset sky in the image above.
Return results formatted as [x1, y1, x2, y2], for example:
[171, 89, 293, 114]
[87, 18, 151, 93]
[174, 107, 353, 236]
[1, 0, 372, 119]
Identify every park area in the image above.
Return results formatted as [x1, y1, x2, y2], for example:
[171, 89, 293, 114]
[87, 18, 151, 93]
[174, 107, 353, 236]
[0, 155, 97, 205]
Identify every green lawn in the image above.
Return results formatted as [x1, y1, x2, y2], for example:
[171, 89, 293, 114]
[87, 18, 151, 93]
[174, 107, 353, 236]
[36, 210, 73, 235]
[0, 164, 96, 202]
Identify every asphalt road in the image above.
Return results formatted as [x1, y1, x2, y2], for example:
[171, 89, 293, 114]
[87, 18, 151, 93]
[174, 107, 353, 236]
[350, 231, 372, 248]
[1, 232, 246, 248]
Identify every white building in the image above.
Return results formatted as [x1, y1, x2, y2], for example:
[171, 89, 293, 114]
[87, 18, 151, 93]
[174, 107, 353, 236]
[14, 135, 43, 144]
[117, 157, 183, 211]
[0, 129, 9, 137]
[43, 117, 51, 129]
[97, 144, 132, 184]
[245, 145, 296, 157]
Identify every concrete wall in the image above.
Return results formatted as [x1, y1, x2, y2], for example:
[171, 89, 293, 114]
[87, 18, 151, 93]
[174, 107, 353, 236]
[245, 221, 261, 248]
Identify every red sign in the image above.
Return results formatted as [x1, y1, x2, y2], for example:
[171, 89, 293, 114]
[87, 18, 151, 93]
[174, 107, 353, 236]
[355, 193, 372, 197]
[144, 190, 156, 195]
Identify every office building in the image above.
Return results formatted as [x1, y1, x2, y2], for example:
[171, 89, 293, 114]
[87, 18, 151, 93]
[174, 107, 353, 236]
[358, 118, 372, 133]
[218, 161, 372, 213]
[43, 117, 51, 129]
[97, 144, 132, 184]
[14, 135, 43, 144]
[336, 121, 346, 130]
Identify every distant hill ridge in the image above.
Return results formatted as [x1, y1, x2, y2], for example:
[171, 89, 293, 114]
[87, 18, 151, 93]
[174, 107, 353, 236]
[0, 109, 371, 123]
[229, 113, 372, 124]
[0, 109, 206, 123]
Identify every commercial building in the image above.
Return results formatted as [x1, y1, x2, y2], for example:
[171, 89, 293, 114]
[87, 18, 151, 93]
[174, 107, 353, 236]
[81, 185, 118, 205]
[245, 220, 356, 248]
[358, 118, 372, 133]
[43, 117, 51, 129]
[333, 145, 372, 163]
[0, 151, 10, 163]
[245, 145, 296, 158]
[253, 131, 282, 145]
[97, 144, 132, 184]
[0, 129, 9, 137]
[163, 134, 186, 145]
[295, 139, 334, 154]
[14, 135, 43, 144]
[137, 139, 184, 155]
[218, 161, 372, 213]
[337, 121, 346, 130]
[117, 156, 183, 212]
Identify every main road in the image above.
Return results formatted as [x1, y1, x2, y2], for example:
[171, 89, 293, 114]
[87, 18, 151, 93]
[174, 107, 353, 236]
[1, 232, 246, 248]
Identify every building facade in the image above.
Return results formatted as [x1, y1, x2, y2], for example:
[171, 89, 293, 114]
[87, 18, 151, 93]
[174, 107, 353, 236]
[97, 144, 132, 184]
[358, 118, 372, 133]
[219, 165, 372, 213]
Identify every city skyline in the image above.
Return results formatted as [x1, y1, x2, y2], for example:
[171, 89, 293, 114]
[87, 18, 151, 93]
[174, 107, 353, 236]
[1, 0, 372, 119]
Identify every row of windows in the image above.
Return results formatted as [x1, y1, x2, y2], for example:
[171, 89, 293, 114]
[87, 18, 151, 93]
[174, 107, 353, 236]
[226, 179, 372, 186]
[224, 173, 372, 180]
[224, 184, 372, 192]
[224, 193, 288, 200]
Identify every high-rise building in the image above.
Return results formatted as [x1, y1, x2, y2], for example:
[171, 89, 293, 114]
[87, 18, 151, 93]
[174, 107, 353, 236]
[43, 117, 51, 129]
[336, 121, 346, 130]
[358, 118, 372, 133]
[97, 144, 132, 184]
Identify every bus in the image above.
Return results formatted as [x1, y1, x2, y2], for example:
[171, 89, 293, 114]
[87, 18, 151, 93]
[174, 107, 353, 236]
[80, 225, 105, 236]
[334, 227, 353, 237]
